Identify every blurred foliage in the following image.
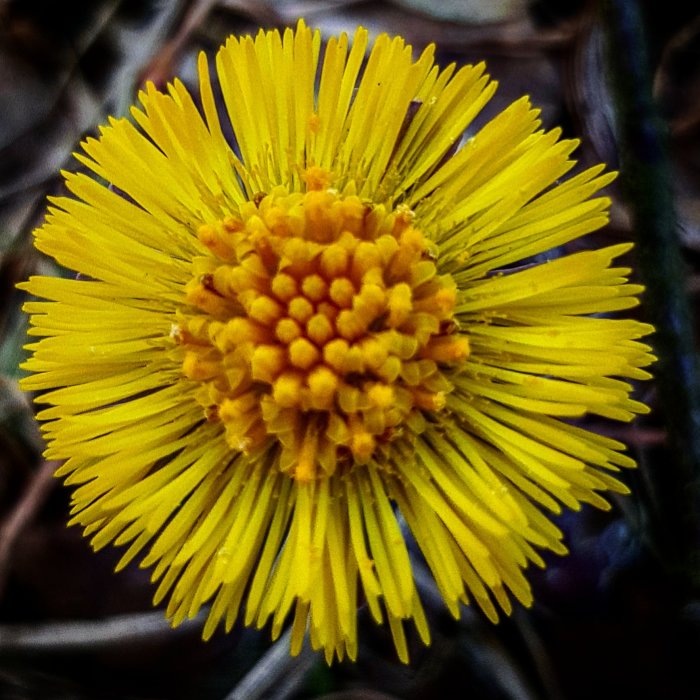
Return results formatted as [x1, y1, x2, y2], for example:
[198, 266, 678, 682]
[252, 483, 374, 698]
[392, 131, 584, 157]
[1, 0, 700, 698]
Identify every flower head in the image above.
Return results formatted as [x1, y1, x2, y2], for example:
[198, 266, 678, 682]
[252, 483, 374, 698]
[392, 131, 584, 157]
[21, 21, 654, 663]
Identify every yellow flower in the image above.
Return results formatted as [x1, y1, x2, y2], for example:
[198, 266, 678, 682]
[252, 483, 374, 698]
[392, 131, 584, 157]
[20, 21, 654, 663]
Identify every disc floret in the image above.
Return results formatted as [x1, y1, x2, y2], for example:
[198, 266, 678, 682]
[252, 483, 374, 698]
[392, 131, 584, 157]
[179, 170, 469, 480]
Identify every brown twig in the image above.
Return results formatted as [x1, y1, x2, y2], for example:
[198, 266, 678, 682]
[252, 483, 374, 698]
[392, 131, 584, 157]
[223, 626, 318, 700]
[0, 460, 58, 599]
[139, 0, 218, 87]
[138, 0, 284, 88]
[0, 610, 206, 652]
[583, 424, 667, 447]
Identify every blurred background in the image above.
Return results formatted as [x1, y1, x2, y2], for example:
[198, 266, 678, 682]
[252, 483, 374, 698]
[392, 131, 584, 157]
[1, 0, 700, 698]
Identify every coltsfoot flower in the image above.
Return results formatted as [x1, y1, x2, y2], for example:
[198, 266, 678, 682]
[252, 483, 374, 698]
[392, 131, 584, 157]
[20, 20, 655, 663]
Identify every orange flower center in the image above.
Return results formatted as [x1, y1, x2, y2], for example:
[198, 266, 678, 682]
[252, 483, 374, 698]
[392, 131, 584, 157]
[177, 169, 469, 480]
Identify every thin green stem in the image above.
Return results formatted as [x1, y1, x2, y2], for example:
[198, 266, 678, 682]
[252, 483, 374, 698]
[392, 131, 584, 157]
[602, 0, 700, 588]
